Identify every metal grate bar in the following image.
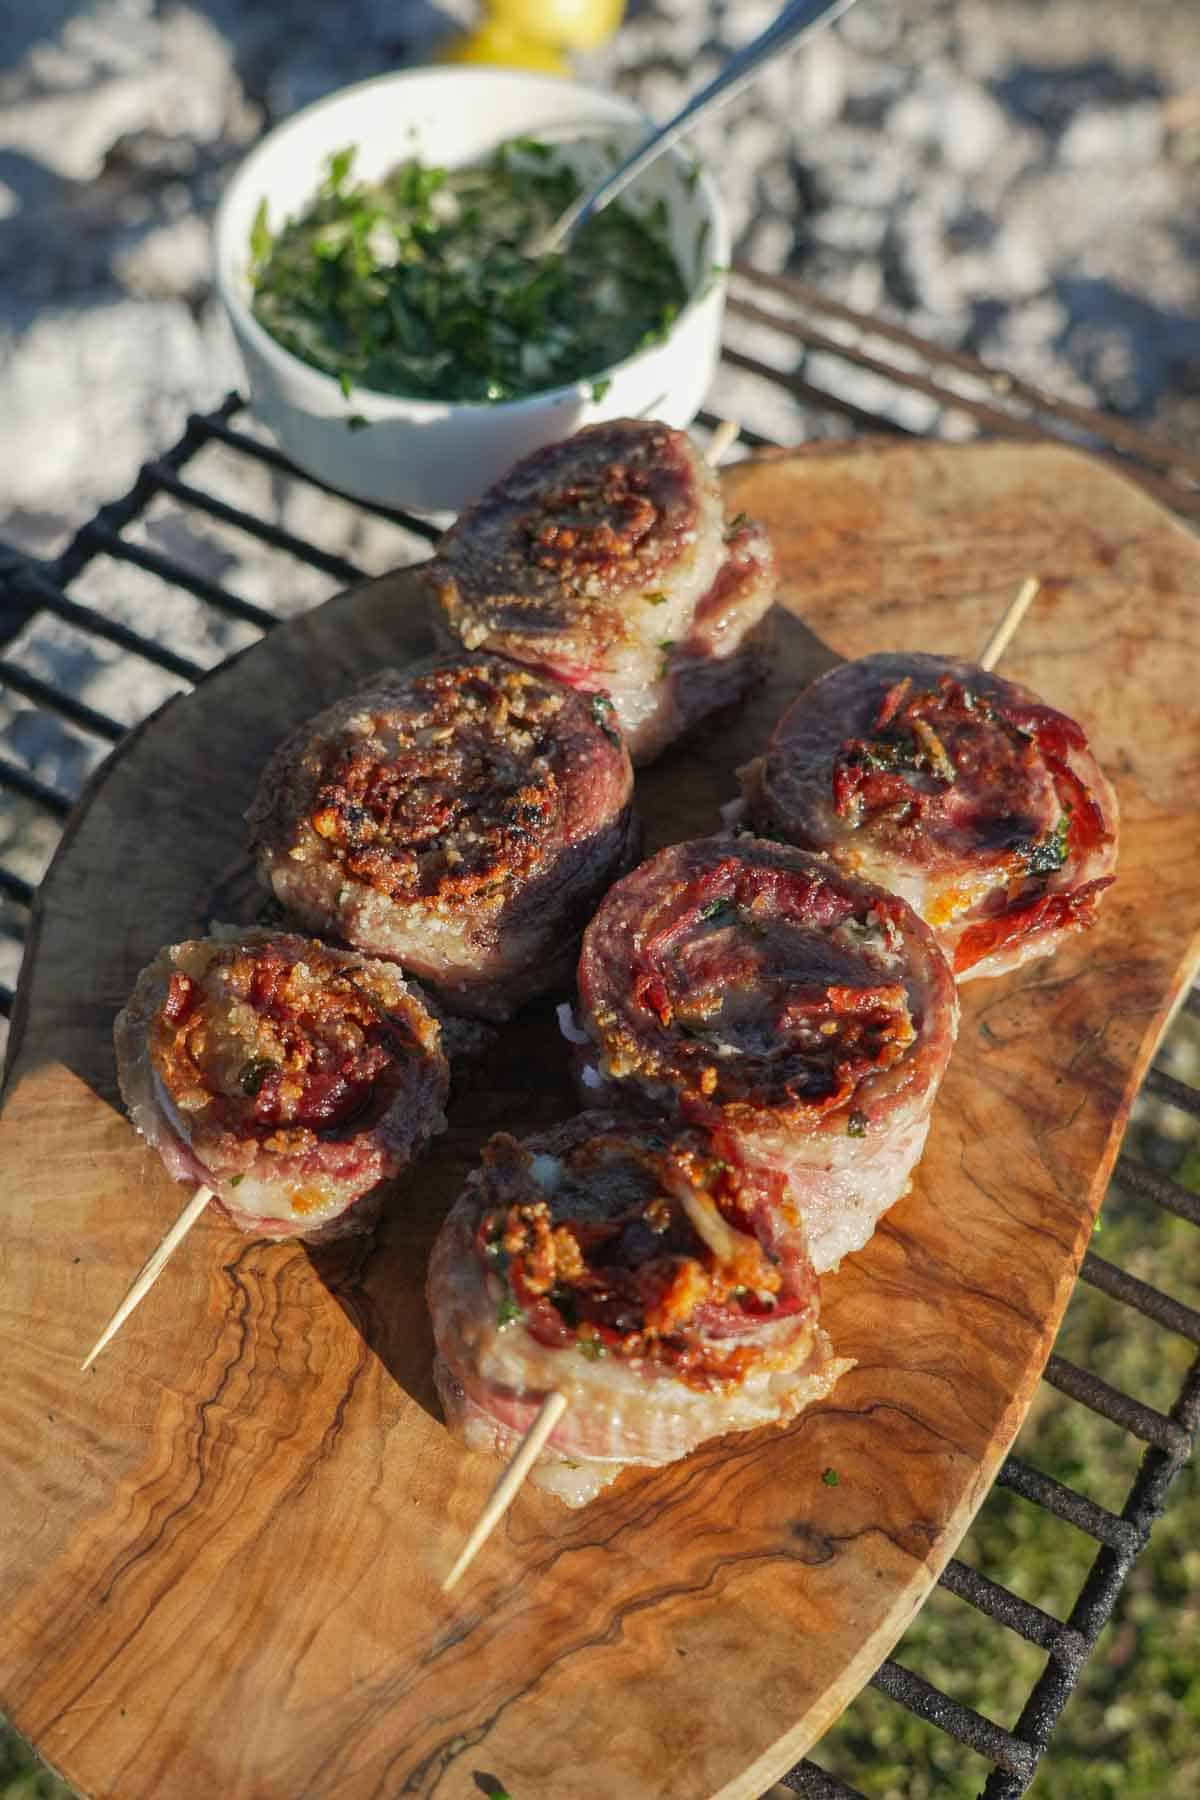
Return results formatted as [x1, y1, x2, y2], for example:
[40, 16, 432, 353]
[731, 263, 1200, 490]
[1142, 1063, 1200, 1118]
[728, 296, 1046, 444]
[6, 564, 204, 682]
[780, 1763, 869, 1798]
[936, 1558, 1086, 1670]
[994, 1458, 1139, 1553]
[83, 526, 278, 634]
[1042, 1353, 1188, 1456]
[144, 462, 368, 585]
[0, 869, 34, 907]
[0, 754, 73, 817]
[190, 411, 444, 541]
[721, 347, 918, 438]
[0, 658, 126, 743]
[982, 1353, 1200, 1799]
[52, 403, 236, 590]
[1110, 1152, 1200, 1226]
[1080, 1248, 1200, 1344]
[870, 1659, 1035, 1782]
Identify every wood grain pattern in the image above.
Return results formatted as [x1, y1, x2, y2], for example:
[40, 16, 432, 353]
[1, 440, 1198, 1800]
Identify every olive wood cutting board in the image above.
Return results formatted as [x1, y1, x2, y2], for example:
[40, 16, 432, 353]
[1, 439, 1198, 1800]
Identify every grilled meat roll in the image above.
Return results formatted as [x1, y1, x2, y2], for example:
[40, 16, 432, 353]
[428, 1113, 851, 1506]
[248, 654, 638, 1020]
[114, 928, 448, 1241]
[569, 836, 958, 1272]
[424, 419, 774, 764]
[739, 653, 1118, 980]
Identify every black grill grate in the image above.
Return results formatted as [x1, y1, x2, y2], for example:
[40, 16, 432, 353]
[1, 285, 1198, 1797]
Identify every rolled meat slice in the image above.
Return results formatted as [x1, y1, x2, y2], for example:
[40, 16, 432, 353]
[641, 511, 777, 766]
[572, 837, 959, 1273]
[248, 653, 638, 1020]
[428, 1113, 852, 1506]
[739, 652, 1118, 980]
[423, 418, 774, 764]
[114, 927, 448, 1241]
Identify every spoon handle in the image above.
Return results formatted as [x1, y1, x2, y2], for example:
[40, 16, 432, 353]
[531, 0, 860, 257]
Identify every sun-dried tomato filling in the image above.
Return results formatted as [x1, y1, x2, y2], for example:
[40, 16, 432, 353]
[952, 876, 1114, 974]
[622, 857, 915, 1113]
[306, 663, 569, 903]
[151, 939, 419, 1150]
[831, 674, 1074, 863]
[474, 1132, 807, 1389]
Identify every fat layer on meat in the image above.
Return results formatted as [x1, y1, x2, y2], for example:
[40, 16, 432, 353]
[740, 652, 1118, 980]
[248, 654, 638, 1020]
[632, 514, 777, 764]
[426, 1114, 851, 1505]
[424, 419, 774, 764]
[114, 926, 448, 1240]
[573, 836, 959, 1271]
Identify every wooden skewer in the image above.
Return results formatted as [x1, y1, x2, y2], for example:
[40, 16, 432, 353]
[81, 1184, 213, 1371]
[978, 576, 1040, 672]
[704, 418, 740, 466]
[441, 1389, 568, 1592]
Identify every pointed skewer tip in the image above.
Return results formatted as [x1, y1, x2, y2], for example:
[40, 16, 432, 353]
[978, 576, 1041, 673]
[704, 419, 740, 467]
[80, 1184, 213, 1372]
[441, 1389, 569, 1593]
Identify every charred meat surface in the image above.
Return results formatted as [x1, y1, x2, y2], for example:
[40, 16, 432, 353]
[424, 419, 775, 763]
[114, 928, 448, 1240]
[740, 653, 1118, 980]
[248, 654, 638, 1020]
[427, 1113, 851, 1506]
[572, 836, 958, 1271]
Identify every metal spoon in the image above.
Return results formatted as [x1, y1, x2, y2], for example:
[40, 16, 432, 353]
[526, 0, 862, 259]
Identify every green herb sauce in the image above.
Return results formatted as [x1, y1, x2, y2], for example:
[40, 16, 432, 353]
[248, 140, 689, 404]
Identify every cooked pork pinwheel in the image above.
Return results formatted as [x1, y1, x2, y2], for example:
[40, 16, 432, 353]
[428, 1114, 852, 1507]
[739, 653, 1118, 980]
[570, 837, 958, 1273]
[248, 654, 637, 1020]
[114, 929, 448, 1241]
[424, 419, 775, 764]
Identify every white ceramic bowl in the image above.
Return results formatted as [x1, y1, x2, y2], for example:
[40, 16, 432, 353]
[214, 67, 729, 515]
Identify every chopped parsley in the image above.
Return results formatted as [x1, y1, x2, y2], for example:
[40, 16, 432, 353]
[249, 141, 688, 405]
[229, 1174, 245, 1188]
[699, 897, 735, 924]
[821, 1467, 840, 1487]
[576, 1336, 606, 1360]
[1023, 808, 1072, 877]
[658, 639, 676, 679]
[239, 1057, 278, 1097]
[644, 591, 669, 606]
[847, 1110, 868, 1138]
[589, 693, 622, 747]
[496, 1291, 523, 1330]
[249, 198, 272, 271]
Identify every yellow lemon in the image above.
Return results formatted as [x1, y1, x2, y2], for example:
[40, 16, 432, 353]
[484, 0, 626, 52]
[439, 20, 572, 74]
